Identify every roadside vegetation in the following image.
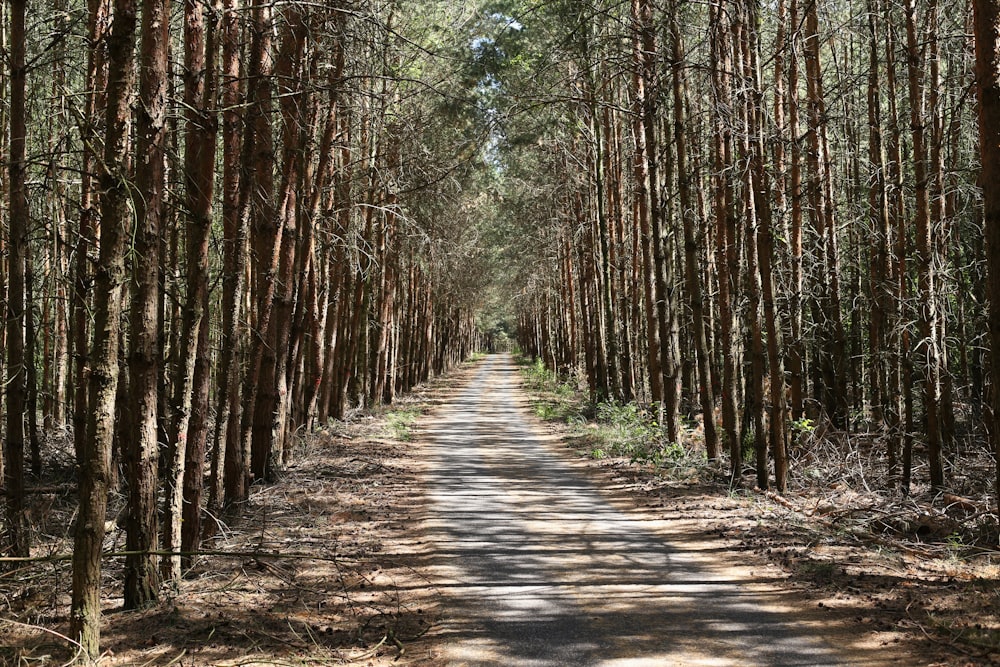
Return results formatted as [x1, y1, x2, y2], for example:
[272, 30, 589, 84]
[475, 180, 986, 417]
[516, 352, 1000, 664]
[519, 356, 708, 472]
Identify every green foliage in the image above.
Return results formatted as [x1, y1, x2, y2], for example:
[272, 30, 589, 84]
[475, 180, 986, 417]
[944, 532, 970, 561]
[519, 359, 708, 474]
[520, 358, 579, 422]
[589, 401, 701, 471]
[384, 407, 421, 442]
[741, 429, 757, 462]
[799, 560, 837, 581]
[791, 417, 816, 434]
[594, 401, 660, 456]
[521, 357, 556, 390]
[631, 441, 687, 468]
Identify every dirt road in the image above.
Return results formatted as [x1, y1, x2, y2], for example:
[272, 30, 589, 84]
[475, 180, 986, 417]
[417, 355, 897, 666]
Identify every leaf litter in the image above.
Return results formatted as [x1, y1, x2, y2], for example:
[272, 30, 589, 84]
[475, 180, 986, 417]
[0, 375, 456, 667]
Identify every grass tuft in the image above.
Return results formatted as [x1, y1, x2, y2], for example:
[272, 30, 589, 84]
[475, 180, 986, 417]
[517, 357, 707, 475]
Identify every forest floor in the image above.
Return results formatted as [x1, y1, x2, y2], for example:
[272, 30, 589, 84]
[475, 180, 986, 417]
[556, 439, 1000, 667]
[2, 354, 999, 665]
[1, 373, 454, 666]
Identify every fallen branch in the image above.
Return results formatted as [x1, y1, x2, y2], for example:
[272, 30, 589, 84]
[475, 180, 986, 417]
[763, 490, 798, 512]
[0, 548, 366, 566]
[942, 493, 980, 513]
[0, 617, 85, 667]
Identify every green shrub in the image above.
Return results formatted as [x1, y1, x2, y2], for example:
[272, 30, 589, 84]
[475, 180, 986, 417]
[385, 407, 420, 441]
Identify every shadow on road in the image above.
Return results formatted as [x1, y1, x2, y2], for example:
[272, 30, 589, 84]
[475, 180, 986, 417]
[416, 355, 863, 667]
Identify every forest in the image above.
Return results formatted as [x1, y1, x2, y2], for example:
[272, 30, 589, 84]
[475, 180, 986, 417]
[2, 0, 1000, 661]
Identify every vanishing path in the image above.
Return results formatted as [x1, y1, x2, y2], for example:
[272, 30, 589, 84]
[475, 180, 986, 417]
[417, 355, 886, 666]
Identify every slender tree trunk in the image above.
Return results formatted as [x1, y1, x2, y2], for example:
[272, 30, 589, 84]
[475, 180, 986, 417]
[71, 0, 136, 653]
[44, 35, 70, 429]
[904, 0, 944, 489]
[867, 0, 893, 434]
[125, 0, 169, 606]
[24, 249, 39, 477]
[576, 203, 599, 400]
[593, 97, 621, 402]
[218, 0, 248, 510]
[803, 0, 849, 429]
[710, 0, 741, 479]
[731, 6, 768, 489]
[252, 5, 307, 481]
[786, 0, 805, 421]
[629, 0, 662, 409]
[179, 0, 220, 565]
[973, 0, 1000, 510]
[634, 0, 679, 438]
[238, 0, 278, 489]
[745, 0, 788, 490]
[927, 0, 957, 456]
[0, 2, 7, 480]
[72, 0, 110, 465]
[5, 0, 30, 560]
[672, 7, 719, 459]
[299, 47, 344, 431]
[882, 5, 909, 484]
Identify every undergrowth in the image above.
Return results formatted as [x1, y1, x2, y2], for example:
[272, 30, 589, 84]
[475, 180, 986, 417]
[383, 406, 421, 441]
[520, 357, 582, 423]
[516, 355, 1000, 549]
[517, 356, 704, 475]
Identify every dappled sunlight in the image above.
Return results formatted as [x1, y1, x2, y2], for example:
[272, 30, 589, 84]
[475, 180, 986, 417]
[418, 355, 855, 666]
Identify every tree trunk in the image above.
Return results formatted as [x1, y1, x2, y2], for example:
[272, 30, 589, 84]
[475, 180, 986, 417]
[786, 0, 805, 422]
[70, 0, 136, 653]
[238, 0, 278, 490]
[24, 248, 39, 477]
[218, 0, 248, 510]
[744, 0, 788, 490]
[594, 97, 621, 402]
[710, 0, 742, 479]
[803, 0, 849, 429]
[904, 0, 944, 489]
[252, 5, 307, 480]
[179, 0, 220, 565]
[629, 0, 663, 409]
[671, 7, 719, 460]
[5, 0, 30, 560]
[72, 0, 111, 465]
[125, 0, 170, 606]
[866, 0, 893, 433]
[973, 0, 1000, 511]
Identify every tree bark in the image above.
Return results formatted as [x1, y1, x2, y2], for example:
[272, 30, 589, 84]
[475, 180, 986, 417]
[866, 0, 893, 433]
[5, 0, 31, 560]
[671, 7, 719, 460]
[72, 0, 111, 466]
[218, 0, 249, 510]
[710, 0, 742, 479]
[904, 0, 944, 489]
[629, 0, 663, 410]
[179, 0, 220, 566]
[70, 0, 136, 653]
[125, 0, 170, 606]
[744, 0, 788, 490]
[251, 6, 307, 480]
[803, 0, 849, 429]
[973, 0, 1000, 511]
[238, 0, 278, 490]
